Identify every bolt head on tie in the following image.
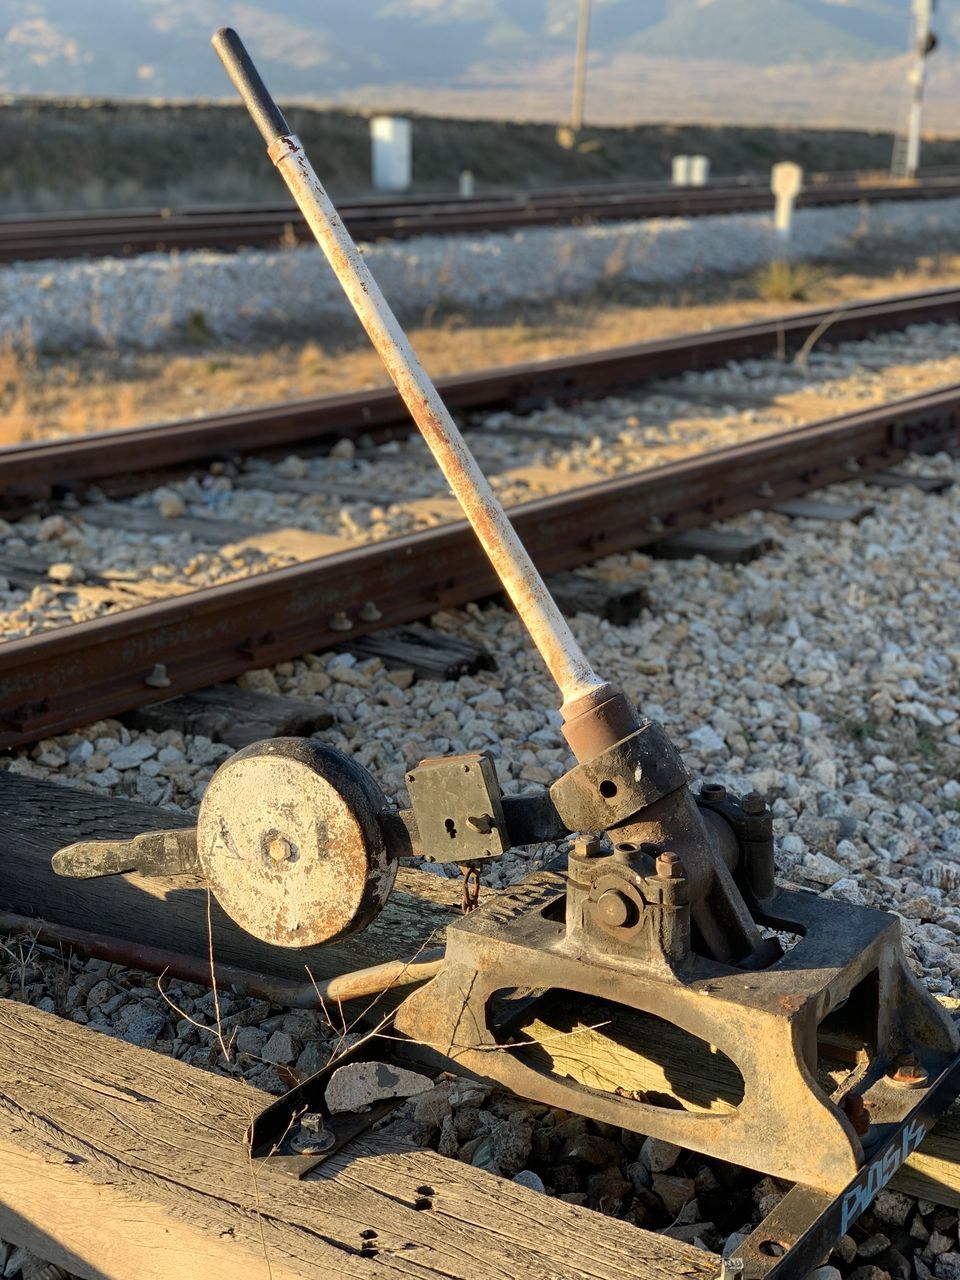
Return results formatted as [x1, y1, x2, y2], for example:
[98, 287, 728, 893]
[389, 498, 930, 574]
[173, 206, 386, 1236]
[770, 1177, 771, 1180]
[887, 1052, 928, 1088]
[719, 1260, 745, 1280]
[144, 662, 171, 689]
[572, 834, 604, 859]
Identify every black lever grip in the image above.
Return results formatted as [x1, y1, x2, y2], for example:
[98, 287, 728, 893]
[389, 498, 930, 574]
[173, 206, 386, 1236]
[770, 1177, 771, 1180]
[211, 27, 290, 147]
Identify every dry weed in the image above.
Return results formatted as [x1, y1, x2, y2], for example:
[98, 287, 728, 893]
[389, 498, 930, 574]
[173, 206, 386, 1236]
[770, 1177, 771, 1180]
[755, 258, 821, 302]
[0, 326, 38, 444]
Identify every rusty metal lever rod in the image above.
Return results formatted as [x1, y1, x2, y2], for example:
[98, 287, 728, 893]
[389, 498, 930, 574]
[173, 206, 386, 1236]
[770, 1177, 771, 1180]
[0, 910, 444, 1008]
[212, 27, 607, 720]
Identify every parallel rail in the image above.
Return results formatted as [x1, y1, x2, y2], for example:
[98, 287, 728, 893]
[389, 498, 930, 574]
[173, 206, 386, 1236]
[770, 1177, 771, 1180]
[4, 284, 960, 502]
[1, 384, 957, 748]
[3, 175, 960, 262]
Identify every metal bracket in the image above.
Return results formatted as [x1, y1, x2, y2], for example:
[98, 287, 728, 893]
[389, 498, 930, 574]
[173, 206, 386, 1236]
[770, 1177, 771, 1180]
[549, 720, 689, 832]
[247, 1024, 422, 1178]
[731, 1046, 960, 1277]
[394, 869, 959, 1193]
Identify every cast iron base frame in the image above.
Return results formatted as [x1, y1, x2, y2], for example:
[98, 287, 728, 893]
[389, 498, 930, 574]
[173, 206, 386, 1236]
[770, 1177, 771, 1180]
[394, 870, 959, 1193]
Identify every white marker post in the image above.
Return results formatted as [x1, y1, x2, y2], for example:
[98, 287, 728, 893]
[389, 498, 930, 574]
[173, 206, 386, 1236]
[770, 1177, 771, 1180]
[689, 155, 710, 187]
[671, 155, 691, 187]
[458, 170, 475, 198]
[771, 162, 803, 240]
[370, 116, 411, 193]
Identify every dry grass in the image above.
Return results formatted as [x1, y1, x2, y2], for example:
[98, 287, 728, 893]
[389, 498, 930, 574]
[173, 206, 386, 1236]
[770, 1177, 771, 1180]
[0, 329, 37, 445]
[754, 258, 822, 302]
[3, 247, 960, 447]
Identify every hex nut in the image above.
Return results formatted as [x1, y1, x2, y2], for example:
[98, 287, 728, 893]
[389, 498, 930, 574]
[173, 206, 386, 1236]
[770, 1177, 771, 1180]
[656, 851, 684, 879]
[573, 834, 604, 859]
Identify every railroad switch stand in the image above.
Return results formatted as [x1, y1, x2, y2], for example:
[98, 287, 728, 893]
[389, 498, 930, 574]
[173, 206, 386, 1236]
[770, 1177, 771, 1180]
[51, 28, 960, 1279]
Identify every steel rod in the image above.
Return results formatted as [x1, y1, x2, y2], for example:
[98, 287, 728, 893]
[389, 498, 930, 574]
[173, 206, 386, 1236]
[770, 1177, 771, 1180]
[571, 0, 591, 134]
[0, 911, 444, 1008]
[212, 27, 606, 717]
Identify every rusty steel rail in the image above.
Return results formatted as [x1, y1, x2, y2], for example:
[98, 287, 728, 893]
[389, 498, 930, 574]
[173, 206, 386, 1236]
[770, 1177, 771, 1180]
[1, 382, 957, 749]
[0, 910, 444, 1006]
[2, 174, 960, 263]
[4, 284, 960, 505]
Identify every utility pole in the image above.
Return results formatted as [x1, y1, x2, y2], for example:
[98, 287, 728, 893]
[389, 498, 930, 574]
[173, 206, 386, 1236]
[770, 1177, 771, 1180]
[570, 0, 591, 135]
[893, 0, 937, 179]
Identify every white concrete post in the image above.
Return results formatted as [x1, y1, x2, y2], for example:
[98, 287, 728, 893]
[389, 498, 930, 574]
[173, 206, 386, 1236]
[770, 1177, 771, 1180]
[458, 170, 475, 198]
[370, 116, 411, 193]
[906, 0, 933, 179]
[771, 162, 804, 239]
[688, 155, 710, 187]
[671, 155, 691, 187]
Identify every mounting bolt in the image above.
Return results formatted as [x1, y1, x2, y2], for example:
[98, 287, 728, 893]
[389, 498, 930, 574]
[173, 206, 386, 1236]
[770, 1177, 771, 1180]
[656, 851, 684, 879]
[597, 889, 634, 928]
[466, 814, 493, 834]
[887, 1052, 928, 1088]
[266, 834, 294, 864]
[719, 1260, 744, 1280]
[701, 783, 727, 802]
[841, 1090, 871, 1136]
[572, 835, 604, 859]
[742, 791, 766, 816]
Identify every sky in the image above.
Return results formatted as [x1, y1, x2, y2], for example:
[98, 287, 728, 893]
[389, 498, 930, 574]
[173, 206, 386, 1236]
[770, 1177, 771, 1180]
[0, 2, 955, 132]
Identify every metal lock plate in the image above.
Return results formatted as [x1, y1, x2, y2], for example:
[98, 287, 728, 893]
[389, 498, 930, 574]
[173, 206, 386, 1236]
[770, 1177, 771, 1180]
[406, 752, 508, 863]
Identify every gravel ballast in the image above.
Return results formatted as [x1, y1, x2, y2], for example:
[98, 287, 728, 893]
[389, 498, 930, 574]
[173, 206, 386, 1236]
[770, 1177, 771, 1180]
[2, 443, 960, 1278]
[3, 450, 960, 1279]
[3, 195, 960, 352]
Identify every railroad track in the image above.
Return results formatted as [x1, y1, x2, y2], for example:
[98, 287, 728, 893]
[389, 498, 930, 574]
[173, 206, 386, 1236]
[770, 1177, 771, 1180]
[1, 303, 959, 747]
[5, 284, 960, 502]
[3, 172, 960, 262]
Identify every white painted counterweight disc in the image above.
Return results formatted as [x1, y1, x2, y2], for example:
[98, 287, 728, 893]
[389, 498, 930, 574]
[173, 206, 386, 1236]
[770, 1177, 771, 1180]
[197, 739, 396, 948]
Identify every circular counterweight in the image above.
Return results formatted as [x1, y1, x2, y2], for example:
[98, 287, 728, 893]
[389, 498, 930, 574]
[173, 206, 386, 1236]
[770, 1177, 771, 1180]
[197, 738, 397, 948]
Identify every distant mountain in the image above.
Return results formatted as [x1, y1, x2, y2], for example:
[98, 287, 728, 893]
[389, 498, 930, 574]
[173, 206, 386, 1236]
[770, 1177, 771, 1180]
[0, 0, 955, 131]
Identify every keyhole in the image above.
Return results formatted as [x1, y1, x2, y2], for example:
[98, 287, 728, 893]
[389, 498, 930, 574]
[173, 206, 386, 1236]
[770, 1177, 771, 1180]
[444, 818, 457, 839]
